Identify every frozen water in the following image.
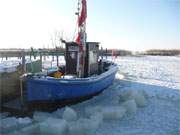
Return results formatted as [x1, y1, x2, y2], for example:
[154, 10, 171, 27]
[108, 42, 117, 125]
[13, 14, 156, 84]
[20, 123, 40, 135]
[33, 111, 52, 122]
[118, 89, 134, 102]
[118, 89, 147, 107]
[128, 91, 147, 107]
[52, 108, 64, 118]
[1, 56, 180, 135]
[68, 119, 86, 135]
[90, 112, 103, 128]
[139, 89, 149, 98]
[62, 106, 77, 121]
[5, 130, 20, 135]
[85, 106, 102, 116]
[68, 118, 99, 135]
[87, 118, 103, 133]
[0, 117, 18, 133]
[19, 124, 39, 135]
[40, 117, 68, 135]
[157, 93, 168, 99]
[17, 117, 33, 128]
[101, 106, 126, 120]
[0, 58, 40, 73]
[121, 99, 137, 114]
[117, 56, 180, 89]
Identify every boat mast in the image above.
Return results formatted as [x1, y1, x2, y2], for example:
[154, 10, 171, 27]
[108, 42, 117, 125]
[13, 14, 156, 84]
[75, 0, 87, 77]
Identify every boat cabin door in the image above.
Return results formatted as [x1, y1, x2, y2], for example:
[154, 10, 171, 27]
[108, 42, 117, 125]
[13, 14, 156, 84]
[65, 42, 79, 75]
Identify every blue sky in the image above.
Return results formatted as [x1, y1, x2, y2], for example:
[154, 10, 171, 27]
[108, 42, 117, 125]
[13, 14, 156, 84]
[0, 0, 179, 51]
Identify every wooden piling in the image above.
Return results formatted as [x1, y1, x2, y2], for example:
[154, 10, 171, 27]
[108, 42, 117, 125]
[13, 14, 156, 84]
[56, 47, 59, 67]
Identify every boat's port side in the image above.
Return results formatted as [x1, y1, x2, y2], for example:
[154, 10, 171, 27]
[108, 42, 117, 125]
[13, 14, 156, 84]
[25, 64, 118, 110]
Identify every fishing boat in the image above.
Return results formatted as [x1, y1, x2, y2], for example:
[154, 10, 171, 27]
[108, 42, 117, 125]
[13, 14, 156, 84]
[25, 0, 118, 106]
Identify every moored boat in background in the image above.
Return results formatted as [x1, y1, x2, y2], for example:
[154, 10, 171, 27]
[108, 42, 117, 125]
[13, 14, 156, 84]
[0, 60, 42, 102]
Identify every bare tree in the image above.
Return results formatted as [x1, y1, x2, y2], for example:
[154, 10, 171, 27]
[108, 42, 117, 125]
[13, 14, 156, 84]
[50, 30, 64, 49]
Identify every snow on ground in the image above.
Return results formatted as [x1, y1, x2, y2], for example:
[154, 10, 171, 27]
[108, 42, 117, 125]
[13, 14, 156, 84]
[0, 59, 21, 72]
[0, 56, 65, 72]
[0, 57, 38, 73]
[116, 56, 180, 89]
[1, 56, 180, 135]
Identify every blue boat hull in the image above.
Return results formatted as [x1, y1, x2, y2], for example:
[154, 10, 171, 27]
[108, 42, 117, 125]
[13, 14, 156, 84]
[26, 64, 118, 102]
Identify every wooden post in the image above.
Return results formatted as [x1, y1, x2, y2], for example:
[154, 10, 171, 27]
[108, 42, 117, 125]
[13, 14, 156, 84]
[106, 48, 107, 59]
[39, 49, 42, 72]
[20, 49, 26, 108]
[43, 48, 46, 61]
[56, 47, 59, 67]
[52, 55, 54, 61]
[101, 46, 103, 60]
[20, 77, 24, 108]
[43, 54, 46, 61]
[30, 53, 32, 60]
[21, 50, 26, 73]
[31, 47, 36, 60]
[34, 54, 36, 60]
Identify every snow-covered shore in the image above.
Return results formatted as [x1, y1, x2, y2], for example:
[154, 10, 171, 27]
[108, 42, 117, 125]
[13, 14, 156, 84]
[0, 56, 180, 135]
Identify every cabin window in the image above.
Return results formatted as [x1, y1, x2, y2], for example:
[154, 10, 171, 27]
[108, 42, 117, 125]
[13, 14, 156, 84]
[70, 52, 76, 59]
[89, 51, 97, 64]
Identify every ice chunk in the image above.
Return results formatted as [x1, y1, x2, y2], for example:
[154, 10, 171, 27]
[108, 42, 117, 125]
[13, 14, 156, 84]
[62, 106, 77, 121]
[119, 89, 147, 107]
[90, 112, 103, 127]
[115, 73, 124, 80]
[52, 108, 64, 118]
[68, 118, 89, 135]
[148, 92, 156, 98]
[33, 111, 51, 122]
[128, 91, 147, 107]
[68, 118, 99, 135]
[112, 96, 120, 105]
[118, 89, 134, 102]
[5, 130, 20, 135]
[90, 112, 103, 121]
[101, 106, 126, 120]
[17, 117, 33, 128]
[40, 117, 68, 135]
[85, 106, 102, 116]
[68, 120, 85, 135]
[20, 123, 40, 135]
[0, 117, 18, 133]
[88, 118, 102, 133]
[121, 99, 137, 114]
[139, 89, 149, 98]
[157, 93, 167, 100]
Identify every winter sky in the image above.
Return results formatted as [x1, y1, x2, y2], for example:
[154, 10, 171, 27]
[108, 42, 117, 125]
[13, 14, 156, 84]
[0, 0, 179, 51]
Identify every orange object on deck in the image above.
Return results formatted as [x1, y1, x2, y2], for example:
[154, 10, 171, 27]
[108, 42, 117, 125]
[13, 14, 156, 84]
[54, 71, 62, 78]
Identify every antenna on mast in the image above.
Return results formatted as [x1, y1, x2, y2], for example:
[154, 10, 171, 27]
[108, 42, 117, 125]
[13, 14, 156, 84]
[75, 0, 80, 16]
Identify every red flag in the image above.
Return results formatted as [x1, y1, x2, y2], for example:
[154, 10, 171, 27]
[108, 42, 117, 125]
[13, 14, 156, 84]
[75, 32, 81, 44]
[78, 0, 87, 26]
[75, 32, 83, 51]
[76, 0, 87, 45]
